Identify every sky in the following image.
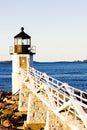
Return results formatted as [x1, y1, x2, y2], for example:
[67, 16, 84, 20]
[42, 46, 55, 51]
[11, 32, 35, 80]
[0, 0, 87, 62]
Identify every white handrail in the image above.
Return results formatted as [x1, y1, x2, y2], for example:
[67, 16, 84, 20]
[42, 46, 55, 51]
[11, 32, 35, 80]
[29, 67, 87, 107]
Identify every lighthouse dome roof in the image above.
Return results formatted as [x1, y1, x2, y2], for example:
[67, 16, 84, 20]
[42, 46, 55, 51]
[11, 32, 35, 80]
[14, 27, 31, 39]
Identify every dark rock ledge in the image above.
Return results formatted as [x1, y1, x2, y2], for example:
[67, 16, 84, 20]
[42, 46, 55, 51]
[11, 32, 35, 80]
[0, 90, 27, 130]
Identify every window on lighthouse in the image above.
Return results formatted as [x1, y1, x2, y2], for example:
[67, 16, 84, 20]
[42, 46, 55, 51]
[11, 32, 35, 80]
[18, 38, 22, 45]
[14, 38, 22, 45]
[22, 39, 30, 45]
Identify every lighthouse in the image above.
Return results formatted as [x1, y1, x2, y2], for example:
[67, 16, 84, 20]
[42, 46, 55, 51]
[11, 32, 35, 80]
[10, 27, 36, 94]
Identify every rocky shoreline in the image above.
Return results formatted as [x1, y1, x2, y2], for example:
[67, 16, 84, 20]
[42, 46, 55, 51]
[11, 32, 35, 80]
[0, 90, 26, 130]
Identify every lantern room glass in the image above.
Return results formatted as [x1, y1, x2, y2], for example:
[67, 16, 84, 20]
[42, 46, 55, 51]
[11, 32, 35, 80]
[14, 38, 30, 45]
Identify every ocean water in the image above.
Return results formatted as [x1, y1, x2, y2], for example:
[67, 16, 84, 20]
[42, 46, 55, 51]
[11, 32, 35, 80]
[0, 61, 87, 92]
[0, 62, 12, 92]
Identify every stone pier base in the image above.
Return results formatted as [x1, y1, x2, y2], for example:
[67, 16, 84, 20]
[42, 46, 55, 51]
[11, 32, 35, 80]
[26, 92, 71, 130]
[19, 85, 73, 130]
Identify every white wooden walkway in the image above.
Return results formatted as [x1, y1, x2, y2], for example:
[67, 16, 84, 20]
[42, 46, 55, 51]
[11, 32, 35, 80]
[20, 67, 87, 129]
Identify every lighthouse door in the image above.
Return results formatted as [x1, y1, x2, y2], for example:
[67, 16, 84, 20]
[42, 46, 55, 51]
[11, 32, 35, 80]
[19, 56, 27, 70]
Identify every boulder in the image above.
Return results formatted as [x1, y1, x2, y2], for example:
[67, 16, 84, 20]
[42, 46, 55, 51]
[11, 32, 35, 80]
[1, 119, 12, 128]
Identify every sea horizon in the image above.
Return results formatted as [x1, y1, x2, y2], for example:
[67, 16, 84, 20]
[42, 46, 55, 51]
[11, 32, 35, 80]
[0, 59, 87, 63]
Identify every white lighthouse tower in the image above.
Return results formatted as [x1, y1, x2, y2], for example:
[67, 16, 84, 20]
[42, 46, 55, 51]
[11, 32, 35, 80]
[10, 27, 36, 94]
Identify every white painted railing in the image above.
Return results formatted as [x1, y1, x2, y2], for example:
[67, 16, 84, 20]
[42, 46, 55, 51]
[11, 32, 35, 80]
[29, 67, 87, 108]
[20, 67, 87, 129]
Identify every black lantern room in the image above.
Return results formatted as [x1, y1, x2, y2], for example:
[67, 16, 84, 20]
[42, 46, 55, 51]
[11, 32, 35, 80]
[14, 27, 32, 54]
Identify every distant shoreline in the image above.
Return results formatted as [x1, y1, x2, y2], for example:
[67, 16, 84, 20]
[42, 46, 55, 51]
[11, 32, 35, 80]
[0, 60, 12, 63]
[34, 60, 87, 63]
[0, 60, 87, 63]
